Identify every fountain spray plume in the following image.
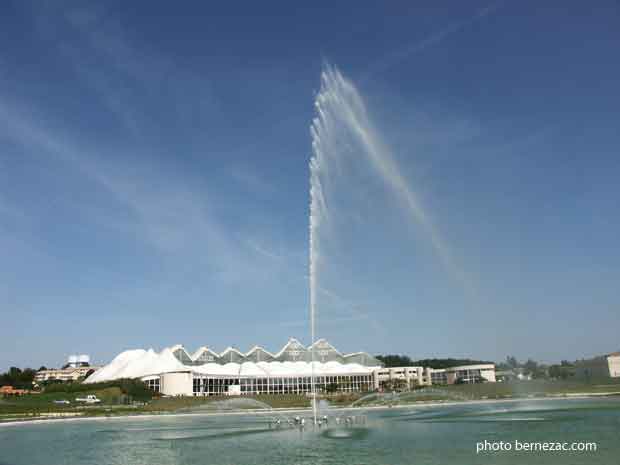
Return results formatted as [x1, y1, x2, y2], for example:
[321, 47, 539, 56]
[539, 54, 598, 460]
[310, 63, 469, 295]
[308, 133, 323, 426]
[309, 64, 469, 422]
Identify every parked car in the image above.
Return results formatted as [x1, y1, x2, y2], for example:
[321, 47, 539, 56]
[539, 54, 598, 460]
[75, 394, 101, 404]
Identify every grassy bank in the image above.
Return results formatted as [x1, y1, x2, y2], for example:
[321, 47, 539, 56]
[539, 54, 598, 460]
[3, 379, 620, 423]
[439, 378, 620, 399]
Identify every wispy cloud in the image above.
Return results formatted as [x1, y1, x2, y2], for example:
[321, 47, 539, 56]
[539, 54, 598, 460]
[32, 2, 217, 140]
[363, 1, 506, 79]
[0, 98, 263, 284]
[245, 238, 284, 262]
[1, 3, 249, 282]
[242, 239, 385, 335]
[230, 165, 276, 196]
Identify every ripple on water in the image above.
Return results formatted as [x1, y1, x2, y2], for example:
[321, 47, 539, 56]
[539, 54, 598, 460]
[478, 416, 546, 422]
[322, 427, 370, 440]
[152, 427, 276, 442]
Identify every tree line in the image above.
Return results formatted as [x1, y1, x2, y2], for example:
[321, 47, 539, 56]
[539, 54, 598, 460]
[43, 378, 153, 401]
[497, 356, 575, 379]
[375, 355, 492, 369]
[0, 367, 43, 389]
[0, 366, 153, 401]
[375, 354, 577, 380]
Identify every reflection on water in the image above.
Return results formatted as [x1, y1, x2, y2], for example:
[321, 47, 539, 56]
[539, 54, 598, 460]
[0, 398, 619, 465]
[152, 427, 274, 442]
[322, 427, 370, 440]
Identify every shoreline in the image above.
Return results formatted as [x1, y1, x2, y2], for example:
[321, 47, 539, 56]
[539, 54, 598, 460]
[2, 392, 618, 428]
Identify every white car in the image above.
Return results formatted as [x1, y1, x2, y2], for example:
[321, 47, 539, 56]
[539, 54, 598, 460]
[75, 394, 101, 404]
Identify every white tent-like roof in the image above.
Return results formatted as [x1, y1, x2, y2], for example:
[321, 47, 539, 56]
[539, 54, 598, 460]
[85, 346, 379, 383]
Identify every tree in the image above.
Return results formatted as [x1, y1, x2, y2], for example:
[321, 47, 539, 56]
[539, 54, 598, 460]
[411, 358, 494, 369]
[375, 355, 413, 367]
[523, 359, 537, 373]
[380, 379, 408, 392]
[0, 366, 37, 389]
[523, 359, 547, 379]
[376, 355, 495, 369]
[549, 361, 574, 380]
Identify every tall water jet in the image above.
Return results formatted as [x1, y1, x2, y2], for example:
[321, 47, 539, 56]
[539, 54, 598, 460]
[309, 65, 463, 424]
[308, 134, 322, 426]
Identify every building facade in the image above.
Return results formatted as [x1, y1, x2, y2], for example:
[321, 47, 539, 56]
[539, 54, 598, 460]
[86, 338, 382, 396]
[35, 367, 96, 383]
[373, 364, 496, 389]
[87, 339, 498, 396]
[35, 355, 99, 384]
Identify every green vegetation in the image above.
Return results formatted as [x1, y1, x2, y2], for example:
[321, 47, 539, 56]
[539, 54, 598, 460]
[3, 375, 620, 424]
[144, 394, 311, 412]
[411, 358, 493, 369]
[0, 367, 38, 389]
[379, 379, 409, 391]
[548, 361, 576, 380]
[43, 378, 153, 401]
[0, 378, 155, 423]
[377, 354, 582, 382]
[0, 388, 365, 422]
[496, 356, 548, 378]
[0, 387, 124, 416]
[352, 379, 620, 407]
[440, 378, 620, 399]
[375, 355, 493, 369]
[375, 355, 413, 367]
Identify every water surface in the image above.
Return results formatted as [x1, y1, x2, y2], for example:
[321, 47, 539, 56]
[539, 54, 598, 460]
[1, 398, 618, 465]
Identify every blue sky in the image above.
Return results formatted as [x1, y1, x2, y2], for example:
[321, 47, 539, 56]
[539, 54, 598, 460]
[1, 0, 619, 370]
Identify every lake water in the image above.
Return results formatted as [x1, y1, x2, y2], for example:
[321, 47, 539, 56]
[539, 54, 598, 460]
[1, 397, 619, 465]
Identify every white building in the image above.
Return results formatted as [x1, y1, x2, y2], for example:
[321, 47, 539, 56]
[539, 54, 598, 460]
[86, 339, 499, 396]
[373, 364, 496, 389]
[443, 364, 496, 384]
[373, 366, 432, 388]
[86, 338, 382, 396]
[35, 355, 99, 383]
[35, 366, 97, 383]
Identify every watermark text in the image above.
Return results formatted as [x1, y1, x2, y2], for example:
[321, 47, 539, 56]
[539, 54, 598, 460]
[476, 439, 597, 454]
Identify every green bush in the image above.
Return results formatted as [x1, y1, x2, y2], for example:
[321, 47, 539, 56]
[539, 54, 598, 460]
[0, 367, 37, 389]
[43, 379, 152, 401]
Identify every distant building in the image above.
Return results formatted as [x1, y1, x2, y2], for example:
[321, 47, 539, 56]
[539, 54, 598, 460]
[575, 352, 620, 380]
[35, 367, 96, 383]
[373, 366, 432, 388]
[444, 364, 496, 384]
[373, 364, 496, 389]
[35, 355, 99, 384]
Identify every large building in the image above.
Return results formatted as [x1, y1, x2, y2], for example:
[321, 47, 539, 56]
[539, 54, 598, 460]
[85, 338, 383, 396]
[35, 355, 100, 384]
[86, 339, 498, 396]
[35, 367, 96, 383]
[374, 364, 496, 389]
[575, 352, 620, 380]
